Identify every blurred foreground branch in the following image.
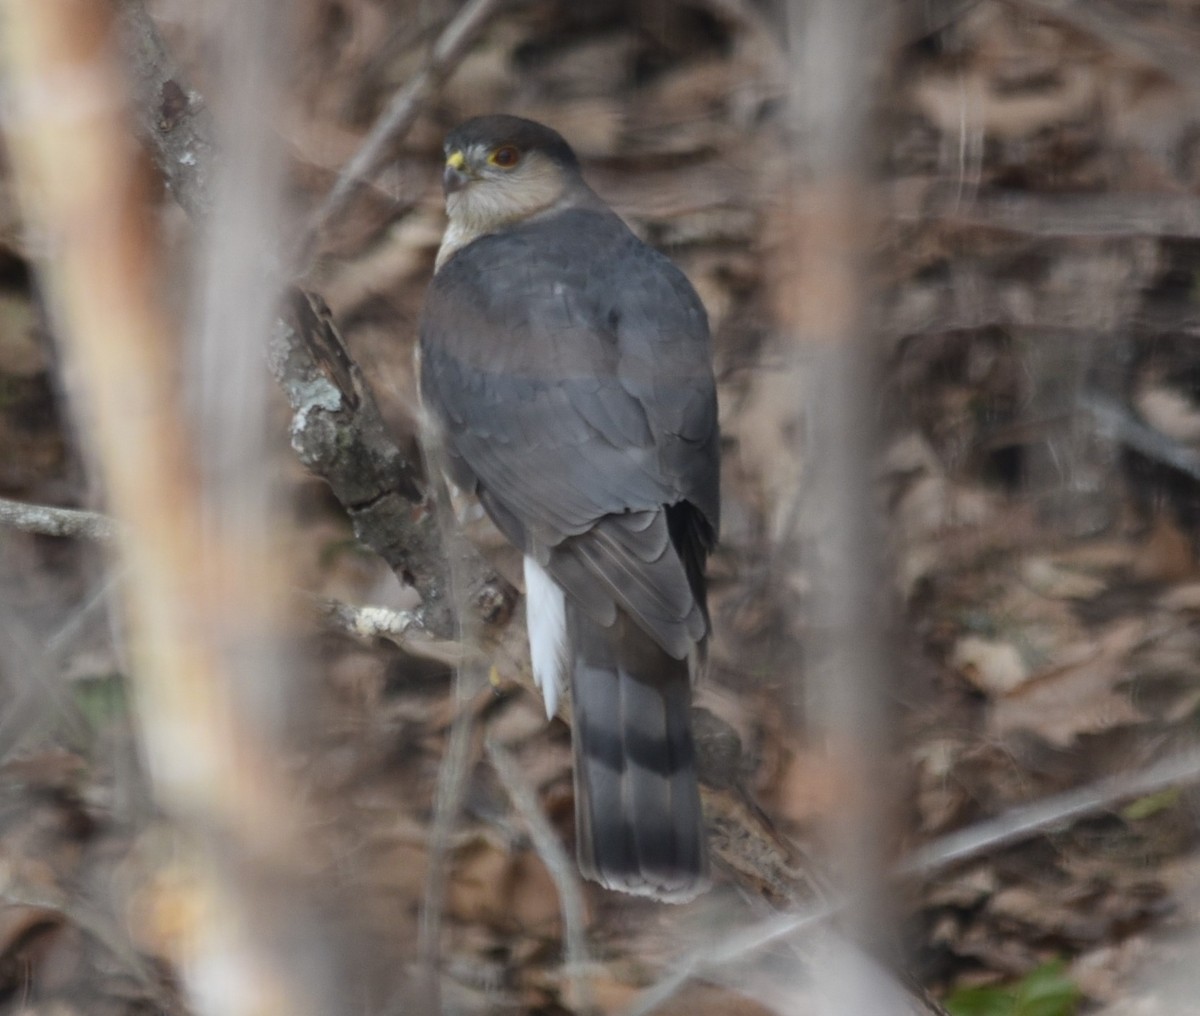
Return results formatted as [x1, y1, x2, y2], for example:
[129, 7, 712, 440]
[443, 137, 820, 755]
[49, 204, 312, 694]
[781, 0, 904, 1011]
[2, 0, 331, 1013]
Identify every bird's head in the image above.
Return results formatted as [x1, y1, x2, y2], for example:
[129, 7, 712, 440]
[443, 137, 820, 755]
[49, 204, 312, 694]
[439, 115, 586, 235]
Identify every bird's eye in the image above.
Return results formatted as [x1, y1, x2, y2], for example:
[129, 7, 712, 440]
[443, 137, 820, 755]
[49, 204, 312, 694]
[489, 145, 521, 169]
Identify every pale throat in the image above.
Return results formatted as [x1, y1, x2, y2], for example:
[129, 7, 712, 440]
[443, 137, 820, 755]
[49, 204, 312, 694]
[435, 164, 572, 270]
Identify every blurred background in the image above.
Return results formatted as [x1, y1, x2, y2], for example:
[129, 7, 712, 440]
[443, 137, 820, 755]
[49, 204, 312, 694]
[3, 0, 1200, 1013]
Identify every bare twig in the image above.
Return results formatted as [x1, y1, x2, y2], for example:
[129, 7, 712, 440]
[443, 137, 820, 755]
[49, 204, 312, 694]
[0, 599, 90, 763]
[896, 187, 1200, 239]
[1081, 391, 1200, 483]
[416, 429, 496, 1008]
[487, 738, 593, 1012]
[301, 0, 510, 259]
[1010, 0, 1200, 101]
[416, 669, 486, 1010]
[895, 0, 984, 44]
[629, 744, 1200, 1013]
[47, 570, 124, 653]
[621, 907, 834, 1016]
[0, 495, 117, 541]
[900, 747, 1200, 877]
[620, 894, 949, 1015]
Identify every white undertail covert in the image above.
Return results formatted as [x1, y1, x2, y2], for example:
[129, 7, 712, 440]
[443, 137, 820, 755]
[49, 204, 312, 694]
[523, 555, 567, 718]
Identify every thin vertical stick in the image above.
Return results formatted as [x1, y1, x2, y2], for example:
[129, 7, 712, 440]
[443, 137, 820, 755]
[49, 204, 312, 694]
[784, 0, 896, 1012]
[415, 433, 490, 1010]
[188, 0, 291, 737]
[487, 738, 593, 1013]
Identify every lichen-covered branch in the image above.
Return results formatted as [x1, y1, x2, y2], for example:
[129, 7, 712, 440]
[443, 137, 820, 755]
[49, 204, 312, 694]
[311, 593, 469, 663]
[0, 495, 117, 541]
[268, 287, 461, 634]
[116, 0, 216, 218]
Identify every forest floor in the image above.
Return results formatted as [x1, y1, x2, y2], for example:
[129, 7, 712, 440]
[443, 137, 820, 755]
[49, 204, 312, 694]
[4, 1, 1200, 1013]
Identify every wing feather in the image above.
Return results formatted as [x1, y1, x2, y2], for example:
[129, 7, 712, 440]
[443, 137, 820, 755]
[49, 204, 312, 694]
[420, 206, 718, 654]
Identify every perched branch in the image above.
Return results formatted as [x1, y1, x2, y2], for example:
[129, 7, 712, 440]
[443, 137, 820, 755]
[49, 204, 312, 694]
[311, 593, 470, 663]
[312, 596, 419, 642]
[269, 288, 461, 636]
[0, 495, 117, 541]
[702, 777, 829, 906]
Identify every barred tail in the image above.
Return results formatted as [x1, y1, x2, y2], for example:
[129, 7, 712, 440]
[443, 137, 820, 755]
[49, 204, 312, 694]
[567, 605, 708, 902]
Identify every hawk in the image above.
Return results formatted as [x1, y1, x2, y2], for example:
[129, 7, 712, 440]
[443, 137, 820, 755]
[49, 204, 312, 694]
[419, 115, 719, 901]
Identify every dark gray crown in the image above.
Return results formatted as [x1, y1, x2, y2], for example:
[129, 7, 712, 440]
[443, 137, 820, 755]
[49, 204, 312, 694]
[444, 114, 580, 171]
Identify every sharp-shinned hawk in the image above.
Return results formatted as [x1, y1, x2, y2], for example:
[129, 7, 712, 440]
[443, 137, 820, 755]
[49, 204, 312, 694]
[419, 114, 719, 901]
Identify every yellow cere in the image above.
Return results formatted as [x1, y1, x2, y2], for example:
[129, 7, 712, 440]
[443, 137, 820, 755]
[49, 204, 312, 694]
[446, 150, 466, 170]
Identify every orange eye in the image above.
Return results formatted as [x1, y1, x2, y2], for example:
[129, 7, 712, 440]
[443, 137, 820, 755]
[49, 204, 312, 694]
[489, 145, 520, 168]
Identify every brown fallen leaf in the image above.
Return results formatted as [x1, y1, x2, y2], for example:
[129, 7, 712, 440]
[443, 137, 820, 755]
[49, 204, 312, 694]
[989, 618, 1147, 747]
[953, 635, 1030, 696]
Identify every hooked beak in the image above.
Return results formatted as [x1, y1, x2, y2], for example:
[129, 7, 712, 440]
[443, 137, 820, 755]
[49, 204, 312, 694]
[443, 151, 471, 196]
